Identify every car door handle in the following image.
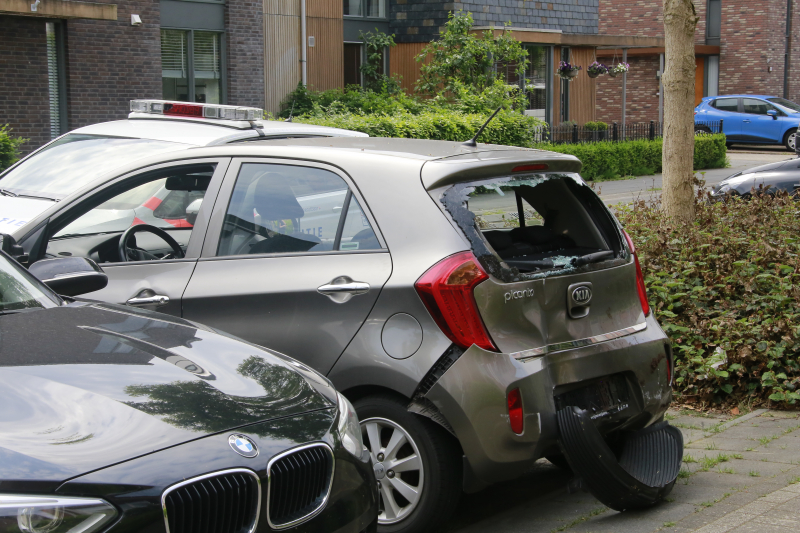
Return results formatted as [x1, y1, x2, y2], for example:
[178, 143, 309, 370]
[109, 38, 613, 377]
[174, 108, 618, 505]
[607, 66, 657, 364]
[126, 292, 170, 307]
[317, 276, 370, 303]
[743, 119, 751, 123]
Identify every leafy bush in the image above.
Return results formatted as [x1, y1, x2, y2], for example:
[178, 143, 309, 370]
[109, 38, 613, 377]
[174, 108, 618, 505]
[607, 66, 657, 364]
[540, 134, 728, 180]
[295, 110, 544, 146]
[0, 125, 26, 172]
[279, 84, 426, 119]
[617, 191, 800, 408]
[584, 121, 608, 131]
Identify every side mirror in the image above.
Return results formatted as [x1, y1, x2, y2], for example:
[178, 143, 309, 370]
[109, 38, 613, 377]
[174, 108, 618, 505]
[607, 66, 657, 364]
[185, 198, 203, 226]
[767, 109, 778, 119]
[28, 257, 108, 296]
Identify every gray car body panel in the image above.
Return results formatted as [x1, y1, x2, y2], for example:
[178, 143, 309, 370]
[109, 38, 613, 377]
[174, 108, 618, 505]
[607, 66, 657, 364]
[425, 312, 670, 486]
[8, 138, 671, 489]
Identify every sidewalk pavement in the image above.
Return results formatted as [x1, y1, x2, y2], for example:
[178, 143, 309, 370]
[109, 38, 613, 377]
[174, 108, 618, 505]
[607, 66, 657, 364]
[444, 408, 800, 533]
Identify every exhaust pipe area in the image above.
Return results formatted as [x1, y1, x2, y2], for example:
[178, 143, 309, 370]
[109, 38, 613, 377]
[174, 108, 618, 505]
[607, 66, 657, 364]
[557, 406, 683, 511]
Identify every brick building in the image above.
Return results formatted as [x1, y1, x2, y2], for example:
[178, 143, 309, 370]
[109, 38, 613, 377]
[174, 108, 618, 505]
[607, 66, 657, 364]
[595, 0, 800, 124]
[264, 0, 663, 123]
[1, 0, 264, 155]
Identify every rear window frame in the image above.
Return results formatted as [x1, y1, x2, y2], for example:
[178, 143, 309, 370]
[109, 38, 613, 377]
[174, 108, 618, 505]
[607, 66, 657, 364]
[437, 172, 629, 283]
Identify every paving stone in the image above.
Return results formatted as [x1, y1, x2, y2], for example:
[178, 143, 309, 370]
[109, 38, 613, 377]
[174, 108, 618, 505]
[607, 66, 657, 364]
[687, 438, 758, 452]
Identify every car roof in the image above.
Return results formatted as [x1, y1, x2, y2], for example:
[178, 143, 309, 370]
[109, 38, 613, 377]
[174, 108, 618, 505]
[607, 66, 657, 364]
[70, 117, 368, 146]
[704, 95, 780, 100]
[245, 136, 555, 160]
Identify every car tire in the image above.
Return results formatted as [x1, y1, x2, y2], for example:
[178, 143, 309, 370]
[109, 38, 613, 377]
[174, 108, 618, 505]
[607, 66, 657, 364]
[354, 394, 462, 533]
[694, 126, 711, 136]
[784, 128, 797, 152]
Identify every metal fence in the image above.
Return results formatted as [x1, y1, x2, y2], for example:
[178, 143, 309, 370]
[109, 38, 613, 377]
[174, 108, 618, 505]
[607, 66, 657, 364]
[534, 120, 724, 144]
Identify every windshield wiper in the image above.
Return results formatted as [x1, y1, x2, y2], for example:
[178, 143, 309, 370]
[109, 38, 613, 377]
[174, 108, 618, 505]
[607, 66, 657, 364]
[0, 188, 58, 201]
[571, 250, 615, 267]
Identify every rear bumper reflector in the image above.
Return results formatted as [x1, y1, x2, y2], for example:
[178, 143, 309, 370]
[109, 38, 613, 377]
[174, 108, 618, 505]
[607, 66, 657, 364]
[511, 322, 647, 362]
[557, 406, 683, 511]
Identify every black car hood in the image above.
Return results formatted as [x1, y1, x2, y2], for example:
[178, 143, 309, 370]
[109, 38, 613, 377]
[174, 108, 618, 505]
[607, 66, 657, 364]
[0, 302, 334, 485]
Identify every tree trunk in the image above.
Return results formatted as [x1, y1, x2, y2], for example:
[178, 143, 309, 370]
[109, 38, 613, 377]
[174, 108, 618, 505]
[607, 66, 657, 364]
[662, 0, 699, 223]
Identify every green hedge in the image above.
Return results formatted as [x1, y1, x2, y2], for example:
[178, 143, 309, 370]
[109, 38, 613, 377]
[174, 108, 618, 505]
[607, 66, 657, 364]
[539, 134, 728, 180]
[297, 112, 727, 180]
[0, 125, 26, 172]
[617, 191, 800, 408]
[296, 110, 544, 148]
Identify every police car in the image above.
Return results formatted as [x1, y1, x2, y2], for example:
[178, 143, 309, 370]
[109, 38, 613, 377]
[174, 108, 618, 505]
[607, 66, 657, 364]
[0, 100, 367, 234]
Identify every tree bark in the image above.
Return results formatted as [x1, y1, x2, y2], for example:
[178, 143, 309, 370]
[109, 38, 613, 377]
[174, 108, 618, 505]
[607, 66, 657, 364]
[662, 0, 699, 223]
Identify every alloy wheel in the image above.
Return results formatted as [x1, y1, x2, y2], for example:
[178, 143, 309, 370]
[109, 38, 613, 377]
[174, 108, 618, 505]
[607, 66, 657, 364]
[361, 417, 424, 524]
[788, 132, 797, 151]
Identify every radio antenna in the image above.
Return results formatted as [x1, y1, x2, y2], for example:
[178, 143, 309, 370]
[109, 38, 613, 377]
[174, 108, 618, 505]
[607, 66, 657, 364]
[462, 107, 502, 147]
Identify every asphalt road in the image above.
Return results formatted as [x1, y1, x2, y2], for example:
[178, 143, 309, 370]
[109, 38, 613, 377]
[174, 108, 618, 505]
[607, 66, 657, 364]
[594, 151, 796, 206]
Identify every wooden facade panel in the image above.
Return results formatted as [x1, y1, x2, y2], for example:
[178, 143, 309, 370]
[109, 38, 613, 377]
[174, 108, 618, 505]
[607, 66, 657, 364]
[567, 47, 596, 124]
[389, 42, 428, 93]
[264, 0, 299, 16]
[307, 16, 343, 90]
[264, 13, 301, 115]
[307, 0, 341, 19]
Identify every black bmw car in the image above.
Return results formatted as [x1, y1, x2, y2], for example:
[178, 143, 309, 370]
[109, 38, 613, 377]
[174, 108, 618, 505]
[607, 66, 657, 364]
[0, 248, 377, 533]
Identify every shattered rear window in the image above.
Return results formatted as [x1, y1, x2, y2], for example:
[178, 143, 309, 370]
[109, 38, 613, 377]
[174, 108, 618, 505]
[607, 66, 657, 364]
[440, 173, 627, 283]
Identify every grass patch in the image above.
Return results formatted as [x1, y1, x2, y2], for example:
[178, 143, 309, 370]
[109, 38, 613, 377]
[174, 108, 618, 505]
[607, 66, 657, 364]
[749, 470, 761, 477]
[684, 454, 698, 463]
[549, 507, 607, 532]
[699, 453, 730, 472]
[733, 453, 744, 459]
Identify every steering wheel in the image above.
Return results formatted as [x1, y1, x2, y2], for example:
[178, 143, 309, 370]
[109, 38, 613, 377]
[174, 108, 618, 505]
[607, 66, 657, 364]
[118, 224, 185, 262]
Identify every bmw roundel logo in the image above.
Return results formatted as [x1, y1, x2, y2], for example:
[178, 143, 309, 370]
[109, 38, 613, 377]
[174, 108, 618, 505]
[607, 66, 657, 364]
[228, 434, 259, 458]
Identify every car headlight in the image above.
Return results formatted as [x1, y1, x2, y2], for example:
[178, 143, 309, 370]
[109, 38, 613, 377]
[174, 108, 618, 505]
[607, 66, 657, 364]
[715, 182, 731, 195]
[0, 495, 117, 533]
[336, 392, 365, 458]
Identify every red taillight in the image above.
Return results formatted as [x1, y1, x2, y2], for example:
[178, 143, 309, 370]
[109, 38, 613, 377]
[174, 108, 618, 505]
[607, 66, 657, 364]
[623, 230, 650, 316]
[415, 252, 498, 351]
[163, 103, 204, 117]
[507, 388, 524, 434]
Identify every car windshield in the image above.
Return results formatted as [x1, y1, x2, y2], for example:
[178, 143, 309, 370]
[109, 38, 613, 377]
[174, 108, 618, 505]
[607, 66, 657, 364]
[767, 98, 800, 113]
[0, 253, 61, 313]
[0, 134, 191, 200]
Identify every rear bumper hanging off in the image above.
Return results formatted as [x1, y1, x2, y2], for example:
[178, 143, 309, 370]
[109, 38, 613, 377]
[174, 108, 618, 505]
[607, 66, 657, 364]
[557, 406, 683, 511]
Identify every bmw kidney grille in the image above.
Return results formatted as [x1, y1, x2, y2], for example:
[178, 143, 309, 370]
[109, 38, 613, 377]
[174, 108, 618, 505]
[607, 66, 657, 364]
[267, 443, 335, 529]
[162, 469, 261, 533]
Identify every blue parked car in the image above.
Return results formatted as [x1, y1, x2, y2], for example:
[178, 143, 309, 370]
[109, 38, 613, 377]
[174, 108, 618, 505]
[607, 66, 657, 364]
[694, 95, 800, 151]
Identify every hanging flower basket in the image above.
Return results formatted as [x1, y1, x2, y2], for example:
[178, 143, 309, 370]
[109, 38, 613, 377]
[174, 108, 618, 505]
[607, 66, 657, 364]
[587, 61, 608, 79]
[557, 61, 581, 81]
[608, 62, 630, 77]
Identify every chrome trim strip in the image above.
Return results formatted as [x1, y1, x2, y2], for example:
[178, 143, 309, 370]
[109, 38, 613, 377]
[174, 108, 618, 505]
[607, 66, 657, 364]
[161, 468, 261, 533]
[266, 442, 335, 530]
[511, 322, 648, 362]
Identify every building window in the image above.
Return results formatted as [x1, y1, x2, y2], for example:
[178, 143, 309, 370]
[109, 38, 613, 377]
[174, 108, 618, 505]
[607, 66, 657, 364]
[344, 0, 385, 18]
[706, 0, 721, 46]
[45, 22, 66, 139]
[705, 55, 719, 97]
[161, 29, 223, 104]
[344, 43, 363, 86]
[523, 45, 549, 121]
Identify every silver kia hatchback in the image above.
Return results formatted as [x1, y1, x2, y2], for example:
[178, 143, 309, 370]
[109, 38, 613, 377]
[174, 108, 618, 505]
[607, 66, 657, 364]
[4, 137, 683, 533]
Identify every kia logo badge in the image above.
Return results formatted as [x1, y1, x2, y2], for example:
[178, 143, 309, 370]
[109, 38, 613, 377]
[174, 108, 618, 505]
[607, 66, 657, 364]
[571, 286, 592, 305]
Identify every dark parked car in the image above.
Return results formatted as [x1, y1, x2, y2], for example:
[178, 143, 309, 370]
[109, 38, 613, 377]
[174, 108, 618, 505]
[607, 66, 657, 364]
[3, 132, 683, 533]
[0, 247, 377, 533]
[711, 156, 800, 199]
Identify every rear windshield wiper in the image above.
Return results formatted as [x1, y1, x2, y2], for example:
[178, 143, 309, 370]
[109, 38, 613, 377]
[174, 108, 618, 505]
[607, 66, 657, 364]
[571, 250, 615, 267]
